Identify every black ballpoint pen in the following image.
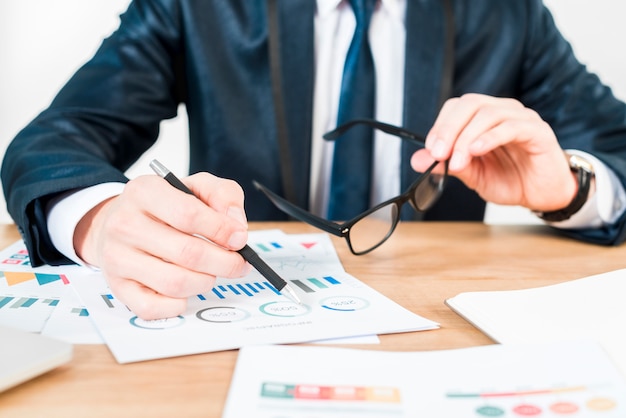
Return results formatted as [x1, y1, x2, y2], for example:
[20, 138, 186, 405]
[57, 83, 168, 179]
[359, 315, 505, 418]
[149, 159, 302, 305]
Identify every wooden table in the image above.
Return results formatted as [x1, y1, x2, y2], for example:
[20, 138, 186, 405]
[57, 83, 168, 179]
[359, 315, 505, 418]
[1, 221, 625, 417]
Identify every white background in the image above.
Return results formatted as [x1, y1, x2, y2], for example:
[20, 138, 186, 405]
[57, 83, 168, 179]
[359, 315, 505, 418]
[1, 0, 625, 225]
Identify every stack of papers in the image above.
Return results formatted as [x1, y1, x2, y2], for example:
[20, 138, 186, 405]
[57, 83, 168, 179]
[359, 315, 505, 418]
[0, 241, 100, 344]
[0, 230, 438, 363]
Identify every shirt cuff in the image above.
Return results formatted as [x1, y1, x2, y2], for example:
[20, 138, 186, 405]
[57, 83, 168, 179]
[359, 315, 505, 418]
[543, 150, 626, 229]
[46, 183, 126, 266]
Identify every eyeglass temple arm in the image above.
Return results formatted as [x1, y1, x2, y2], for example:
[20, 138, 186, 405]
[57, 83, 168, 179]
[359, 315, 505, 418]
[252, 181, 346, 238]
[323, 118, 426, 147]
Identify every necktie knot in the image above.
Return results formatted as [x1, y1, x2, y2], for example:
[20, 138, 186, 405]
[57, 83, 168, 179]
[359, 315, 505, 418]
[349, 0, 376, 30]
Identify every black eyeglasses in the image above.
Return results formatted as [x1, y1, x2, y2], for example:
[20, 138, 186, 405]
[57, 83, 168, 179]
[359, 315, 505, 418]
[254, 119, 449, 255]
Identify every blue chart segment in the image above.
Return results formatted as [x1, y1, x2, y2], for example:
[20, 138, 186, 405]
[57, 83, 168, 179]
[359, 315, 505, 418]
[254, 241, 283, 253]
[0, 295, 59, 309]
[100, 294, 115, 308]
[71, 308, 89, 317]
[0, 271, 70, 287]
[209, 282, 281, 300]
[291, 276, 340, 293]
[204, 276, 341, 300]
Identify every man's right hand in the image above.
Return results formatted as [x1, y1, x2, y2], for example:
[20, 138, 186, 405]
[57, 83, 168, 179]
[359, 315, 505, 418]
[73, 173, 251, 320]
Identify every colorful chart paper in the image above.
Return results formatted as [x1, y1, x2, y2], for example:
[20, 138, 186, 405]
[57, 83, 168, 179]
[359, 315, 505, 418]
[70, 230, 438, 363]
[224, 341, 626, 417]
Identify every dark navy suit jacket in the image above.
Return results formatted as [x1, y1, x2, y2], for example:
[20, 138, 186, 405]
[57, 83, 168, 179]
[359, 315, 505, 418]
[4, 0, 626, 266]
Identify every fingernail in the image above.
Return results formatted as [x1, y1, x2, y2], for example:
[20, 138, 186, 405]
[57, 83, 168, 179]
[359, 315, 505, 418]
[226, 206, 247, 226]
[470, 139, 484, 153]
[240, 263, 252, 277]
[449, 152, 465, 171]
[431, 139, 446, 158]
[228, 231, 247, 249]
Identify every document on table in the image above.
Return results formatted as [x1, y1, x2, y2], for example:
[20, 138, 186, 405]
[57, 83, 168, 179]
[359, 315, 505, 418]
[0, 241, 102, 343]
[445, 269, 626, 376]
[70, 230, 438, 363]
[223, 340, 626, 418]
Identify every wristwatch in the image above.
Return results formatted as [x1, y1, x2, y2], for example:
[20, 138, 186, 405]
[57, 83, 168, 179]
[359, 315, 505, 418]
[535, 153, 594, 222]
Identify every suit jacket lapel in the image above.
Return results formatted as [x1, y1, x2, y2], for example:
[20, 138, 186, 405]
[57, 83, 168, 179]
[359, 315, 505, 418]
[401, 0, 450, 219]
[275, 0, 316, 209]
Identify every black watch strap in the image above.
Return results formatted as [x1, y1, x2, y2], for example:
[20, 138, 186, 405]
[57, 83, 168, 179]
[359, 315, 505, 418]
[535, 154, 594, 222]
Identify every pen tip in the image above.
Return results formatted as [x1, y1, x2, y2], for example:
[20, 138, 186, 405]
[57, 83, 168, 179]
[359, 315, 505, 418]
[282, 285, 303, 305]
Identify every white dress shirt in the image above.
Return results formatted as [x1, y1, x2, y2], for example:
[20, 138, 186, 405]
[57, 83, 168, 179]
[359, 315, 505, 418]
[47, 0, 626, 265]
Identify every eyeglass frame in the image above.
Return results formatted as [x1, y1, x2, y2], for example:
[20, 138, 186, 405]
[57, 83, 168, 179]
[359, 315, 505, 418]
[253, 118, 449, 255]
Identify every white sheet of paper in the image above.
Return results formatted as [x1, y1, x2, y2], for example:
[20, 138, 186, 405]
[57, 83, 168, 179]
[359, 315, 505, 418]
[446, 269, 626, 376]
[71, 268, 436, 363]
[223, 341, 626, 417]
[41, 290, 103, 344]
[70, 230, 436, 363]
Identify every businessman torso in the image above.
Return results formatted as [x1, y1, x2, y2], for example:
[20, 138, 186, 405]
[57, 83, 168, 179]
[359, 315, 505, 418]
[4, 0, 626, 265]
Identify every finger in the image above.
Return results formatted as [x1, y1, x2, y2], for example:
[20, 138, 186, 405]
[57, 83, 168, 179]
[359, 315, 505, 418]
[107, 274, 188, 320]
[186, 172, 247, 223]
[106, 251, 217, 298]
[104, 206, 250, 278]
[468, 117, 553, 157]
[427, 94, 522, 160]
[410, 148, 438, 173]
[448, 103, 534, 171]
[126, 175, 248, 251]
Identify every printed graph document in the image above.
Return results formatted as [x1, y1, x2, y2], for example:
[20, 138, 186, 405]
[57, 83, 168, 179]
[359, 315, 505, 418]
[0, 241, 102, 343]
[445, 269, 626, 376]
[223, 341, 626, 418]
[71, 230, 438, 363]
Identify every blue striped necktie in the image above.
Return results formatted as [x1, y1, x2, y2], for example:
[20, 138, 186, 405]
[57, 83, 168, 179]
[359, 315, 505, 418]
[327, 0, 376, 220]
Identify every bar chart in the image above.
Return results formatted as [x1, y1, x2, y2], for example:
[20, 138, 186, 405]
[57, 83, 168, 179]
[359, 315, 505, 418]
[1, 247, 30, 266]
[0, 293, 60, 332]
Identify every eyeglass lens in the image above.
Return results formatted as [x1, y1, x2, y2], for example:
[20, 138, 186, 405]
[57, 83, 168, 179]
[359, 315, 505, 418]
[413, 169, 446, 211]
[349, 203, 399, 254]
[349, 167, 445, 254]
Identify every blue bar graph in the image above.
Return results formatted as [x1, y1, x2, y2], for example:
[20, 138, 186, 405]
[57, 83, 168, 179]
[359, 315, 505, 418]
[207, 281, 282, 299]
[101, 294, 115, 308]
[0, 295, 60, 310]
[11, 297, 38, 308]
[0, 296, 15, 309]
[42, 299, 59, 307]
[71, 307, 89, 317]
[290, 276, 341, 293]
[323, 276, 340, 285]
[254, 242, 283, 252]
[201, 276, 342, 300]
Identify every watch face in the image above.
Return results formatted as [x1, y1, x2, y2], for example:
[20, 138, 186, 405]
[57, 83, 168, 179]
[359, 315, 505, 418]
[567, 153, 594, 174]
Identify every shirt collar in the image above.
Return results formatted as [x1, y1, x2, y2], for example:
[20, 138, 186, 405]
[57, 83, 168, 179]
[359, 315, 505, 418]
[317, 0, 343, 18]
[316, 0, 406, 20]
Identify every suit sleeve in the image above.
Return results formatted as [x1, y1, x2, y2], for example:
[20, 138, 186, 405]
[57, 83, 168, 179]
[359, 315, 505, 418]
[0, 0, 187, 265]
[517, 0, 626, 245]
